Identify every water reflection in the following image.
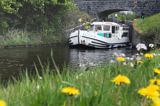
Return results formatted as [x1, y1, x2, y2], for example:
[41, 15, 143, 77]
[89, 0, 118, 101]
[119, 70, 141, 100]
[0, 46, 136, 80]
[69, 48, 136, 68]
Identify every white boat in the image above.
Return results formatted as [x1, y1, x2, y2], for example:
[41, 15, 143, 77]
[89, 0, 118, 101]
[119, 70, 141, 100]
[69, 22, 130, 49]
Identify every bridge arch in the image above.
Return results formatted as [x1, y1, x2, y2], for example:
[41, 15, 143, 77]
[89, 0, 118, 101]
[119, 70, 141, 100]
[98, 9, 130, 20]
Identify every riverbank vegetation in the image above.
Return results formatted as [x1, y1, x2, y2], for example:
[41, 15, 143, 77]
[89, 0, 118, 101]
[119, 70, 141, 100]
[134, 13, 160, 45]
[109, 11, 137, 22]
[0, 0, 91, 45]
[0, 50, 160, 106]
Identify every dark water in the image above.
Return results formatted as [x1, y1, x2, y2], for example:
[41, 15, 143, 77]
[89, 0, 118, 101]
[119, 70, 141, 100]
[0, 45, 136, 80]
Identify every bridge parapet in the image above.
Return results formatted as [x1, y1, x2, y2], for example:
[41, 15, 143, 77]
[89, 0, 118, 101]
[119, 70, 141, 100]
[74, 0, 160, 18]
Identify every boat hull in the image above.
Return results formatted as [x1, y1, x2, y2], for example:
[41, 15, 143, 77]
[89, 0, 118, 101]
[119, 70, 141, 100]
[69, 35, 130, 49]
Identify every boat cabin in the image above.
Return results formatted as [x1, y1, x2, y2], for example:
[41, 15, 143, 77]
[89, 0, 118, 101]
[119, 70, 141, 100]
[86, 22, 129, 38]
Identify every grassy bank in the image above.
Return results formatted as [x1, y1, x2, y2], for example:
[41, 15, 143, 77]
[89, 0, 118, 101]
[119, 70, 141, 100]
[133, 13, 160, 44]
[134, 13, 160, 33]
[0, 50, 160, 106]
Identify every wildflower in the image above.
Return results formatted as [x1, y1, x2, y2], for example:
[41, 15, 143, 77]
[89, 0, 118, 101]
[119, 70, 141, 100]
[149, 43, 154, 48]
[111, 74, 130, 85]
[61, 86, 80, 96]
[123, 62, 127, 65]
[151, 98, 160, 106]
[154, 68, 160, 75]
[138, 85, 160, 100]
[144, 53, 154, 59]
[0, 100, 7, 106]
[78, 18, 83, 23]
[153, 53, 158, 56]
[116, 57, 126, 62]
[129, 62, 134, 67]
[135, 55, 142, 61]
[146, 85, 160, 92]
[136, 43, 147, 51]
[150, 79, 160, 85]
[136, 60, 143, 64]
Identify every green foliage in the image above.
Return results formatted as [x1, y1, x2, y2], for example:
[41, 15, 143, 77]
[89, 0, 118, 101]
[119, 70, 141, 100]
[64, 0, 77, 10]
[136, 13, 160, 33]
[0, 0, 22, 13]
[0, 29, 31, 45]
[0, 18, 9, 33]
[135, 13, 160, 44]
[118, 13, 137, 21]
[110, 12, 137, 21]
[0, 0, 81, 44]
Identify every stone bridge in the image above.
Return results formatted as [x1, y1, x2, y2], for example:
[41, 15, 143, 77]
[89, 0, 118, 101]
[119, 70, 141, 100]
[74, 0, 160, 19]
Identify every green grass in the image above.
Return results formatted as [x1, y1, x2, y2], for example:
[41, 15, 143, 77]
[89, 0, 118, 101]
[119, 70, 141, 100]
[0, 51, 160, 106]
[135, 13, 160, 33]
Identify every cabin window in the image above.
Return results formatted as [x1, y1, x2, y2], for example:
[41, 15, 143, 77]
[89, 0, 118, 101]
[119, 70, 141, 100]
[116, 26, 119, 31]
[112, 26, 115, 33]
[95, 25, 102, 31]
[103, 25, 110, 31]
[122, 32, 128, 37]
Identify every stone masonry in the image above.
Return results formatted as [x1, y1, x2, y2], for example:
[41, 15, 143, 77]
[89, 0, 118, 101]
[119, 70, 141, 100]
[74, 0, 160, 19]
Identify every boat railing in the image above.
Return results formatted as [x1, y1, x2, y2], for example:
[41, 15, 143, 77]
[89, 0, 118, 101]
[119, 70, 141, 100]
[123, 27, 129, 30]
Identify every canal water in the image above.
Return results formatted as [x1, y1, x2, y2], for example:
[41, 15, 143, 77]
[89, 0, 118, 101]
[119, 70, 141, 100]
[0, 45, 136, 81]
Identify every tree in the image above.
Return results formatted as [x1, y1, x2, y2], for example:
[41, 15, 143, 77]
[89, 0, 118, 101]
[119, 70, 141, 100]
[0, 0, 22, 13]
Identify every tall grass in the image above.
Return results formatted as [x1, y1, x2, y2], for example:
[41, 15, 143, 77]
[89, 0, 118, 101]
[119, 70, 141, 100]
[0, 29, 42, 45]
[0, 29, 67, 45]
[0, 51, 160, 106]
[135, 13, 160, 33]
[134, 13, 160, 44]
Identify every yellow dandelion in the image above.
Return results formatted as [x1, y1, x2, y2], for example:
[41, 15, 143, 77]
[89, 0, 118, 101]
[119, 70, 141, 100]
[0, 100, 7, 106]
[154, 68, 160, 75]
[78, 18, 83, 23]
[147, 84, 160, 92]
[151, 98, 160, 106]
[138, 85, 160, 100]
[150, 79, 160, 85]
[137, 60, 143, 64]
[111, 74, 130, 85]
[116, 57, 126, 62]
[144, 53, 154, 59]
[61, 86, 80, 96]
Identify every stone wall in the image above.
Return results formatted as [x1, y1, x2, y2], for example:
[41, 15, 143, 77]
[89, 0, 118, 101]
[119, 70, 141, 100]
[74, 0, 160, 18]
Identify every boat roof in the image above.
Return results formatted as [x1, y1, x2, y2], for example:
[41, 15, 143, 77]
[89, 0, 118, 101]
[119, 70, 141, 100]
[91, 22, 121, 26]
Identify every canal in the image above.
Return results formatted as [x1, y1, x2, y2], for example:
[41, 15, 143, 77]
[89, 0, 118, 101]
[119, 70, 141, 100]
[0, 45, 137, 81]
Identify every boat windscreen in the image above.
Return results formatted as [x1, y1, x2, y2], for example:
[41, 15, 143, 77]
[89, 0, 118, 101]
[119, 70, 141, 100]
[95, 25, 102, 31]
[103, 25, 110, 31]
